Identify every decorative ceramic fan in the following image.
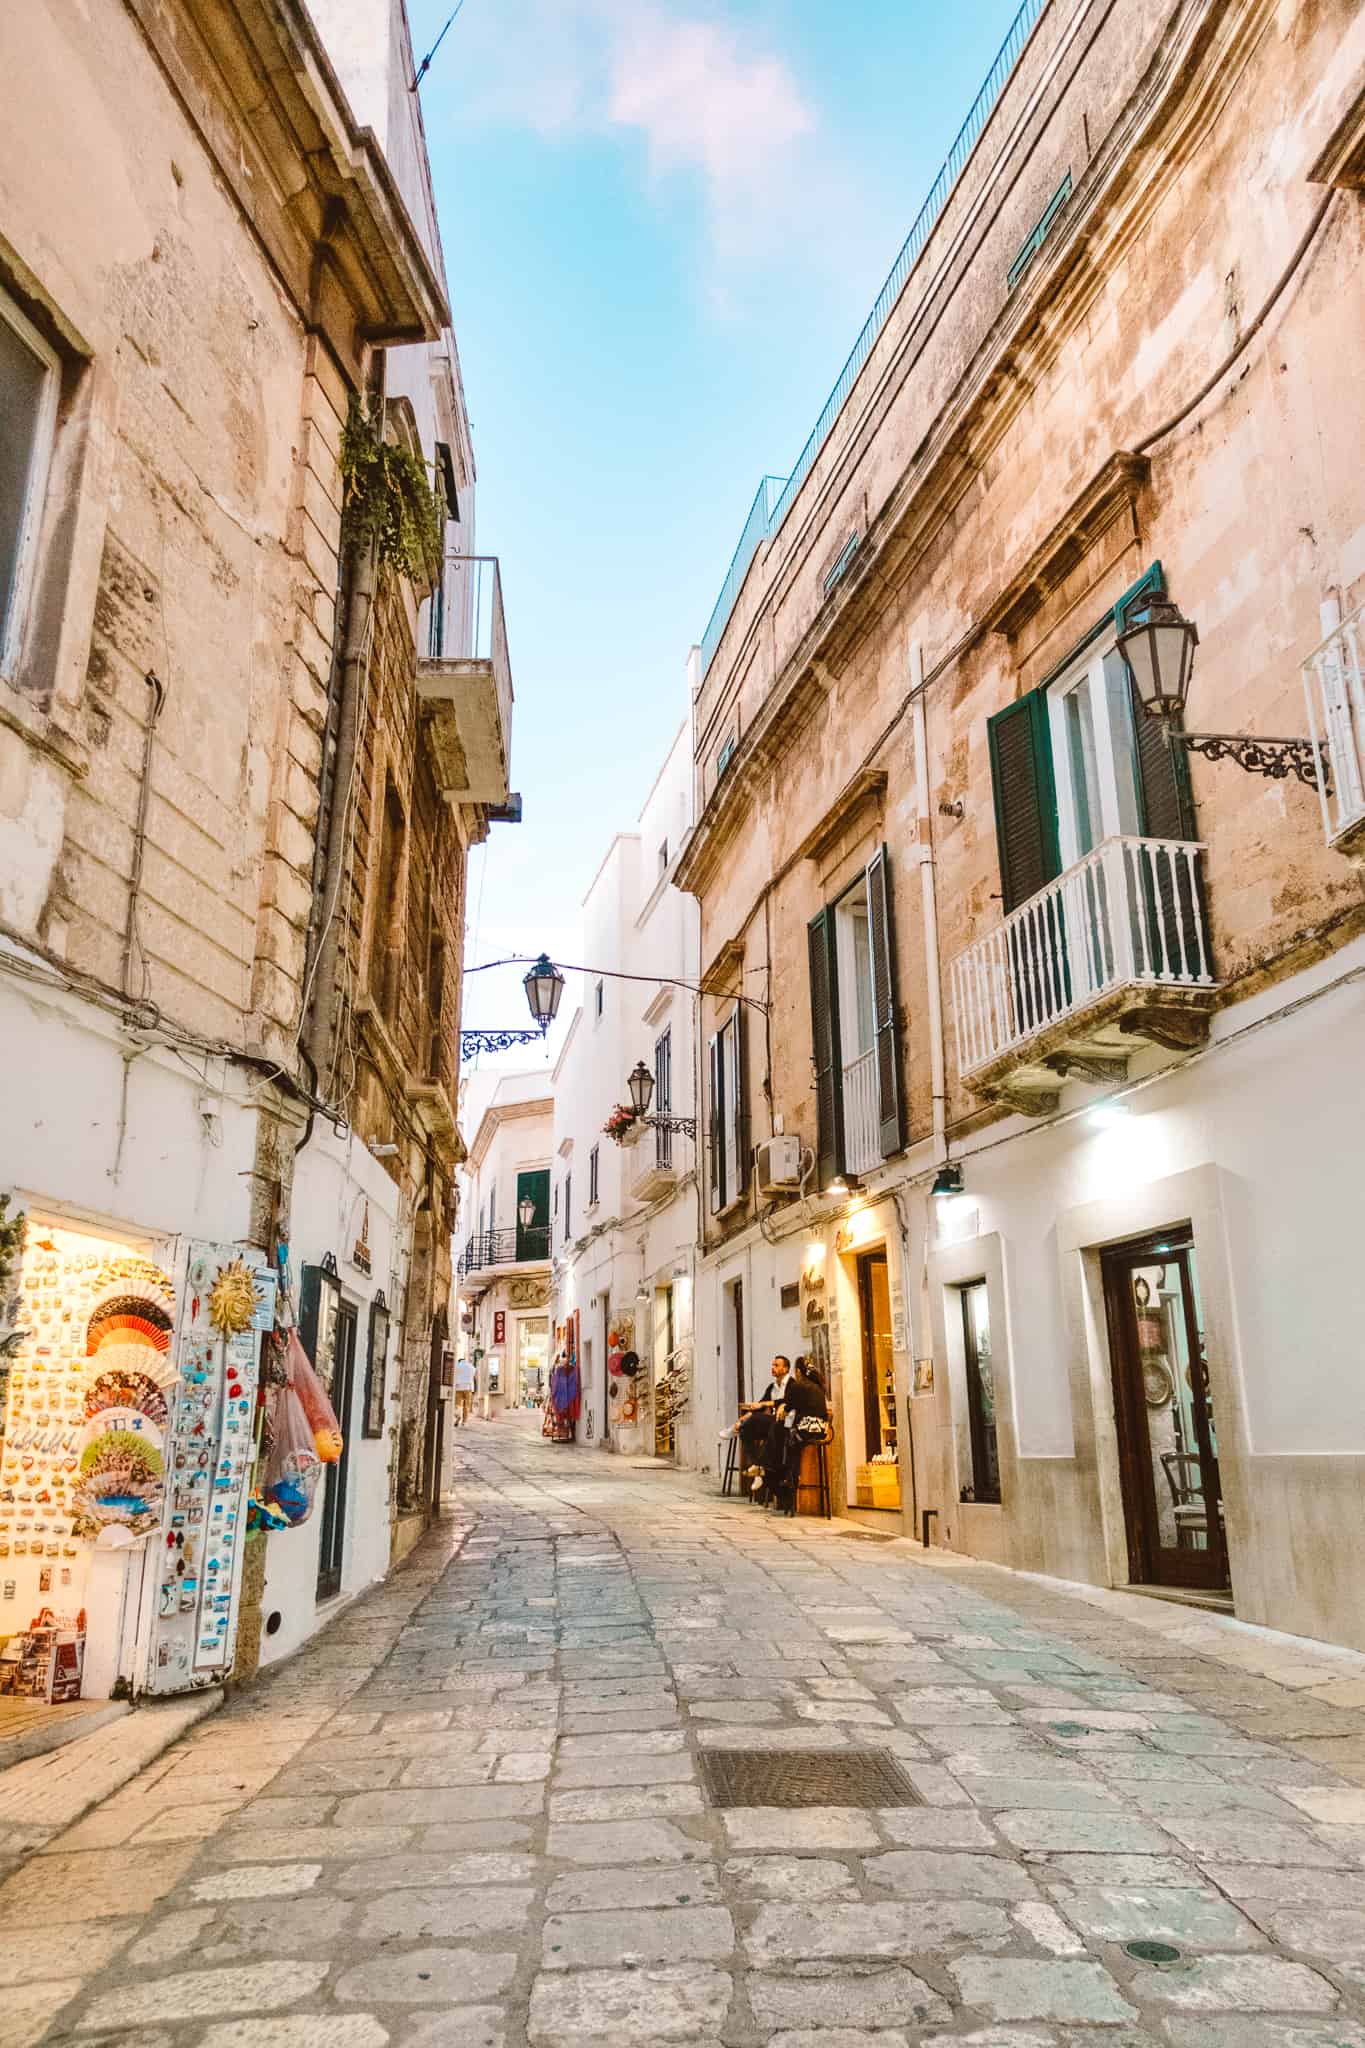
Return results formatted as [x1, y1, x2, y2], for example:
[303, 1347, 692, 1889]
[208, 1259, 259, 1337]
[85, 1370, 169, 1428]
[88, 1257, 174, 1320]
[82, 1339, 177, 1392]
[86, 1299, 172, 1354]
[71, 1428, 164, 1537]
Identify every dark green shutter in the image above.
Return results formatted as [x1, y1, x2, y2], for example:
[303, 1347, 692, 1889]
[1118, 648, 1200, 978]
[1129, 674, 1195, 842]
[707, 1031, 723, 1213]
[988, 691, 1060, 911]
[865, 845, 904, 1158]
[807, 908, 843, 1189]
[730, 1007, 749, 1196]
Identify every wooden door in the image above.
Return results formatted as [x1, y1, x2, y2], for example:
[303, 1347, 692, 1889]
[1101, 1231, 1228, 1592]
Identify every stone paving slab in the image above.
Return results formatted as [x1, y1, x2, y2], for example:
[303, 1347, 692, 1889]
[2, 1416, 1365, 2047]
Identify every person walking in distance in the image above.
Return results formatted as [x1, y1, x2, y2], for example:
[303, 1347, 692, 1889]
[453, 1354, 476, 1426]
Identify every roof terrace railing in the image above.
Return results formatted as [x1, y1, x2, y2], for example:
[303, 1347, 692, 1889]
[697, 0, 1047, 685]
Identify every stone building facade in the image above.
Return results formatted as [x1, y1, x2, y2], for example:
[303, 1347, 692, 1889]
[454, 1077, 555, 1427]
[677, 0, 1365, 1648]
[550, 721, 701, 1462]
[0, 0, 510, 1687]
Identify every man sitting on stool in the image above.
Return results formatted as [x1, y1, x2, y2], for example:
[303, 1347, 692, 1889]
[731, 1354, 791, 1496]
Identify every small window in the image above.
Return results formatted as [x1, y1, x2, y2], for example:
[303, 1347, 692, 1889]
[553, 1182, 559, 1219]
[654, 1026, 673, 1169]
[1007, 171, 1073, 292]
[960, 1281, 1001, 1503]
[588, 1143, 600, 1208]
[659, 839, 669, 875]
[564, 1172, 572, 1239]
[594, 979, 604, 1019]
[0, 290, 60, 678]
[716, 735, 738, 782]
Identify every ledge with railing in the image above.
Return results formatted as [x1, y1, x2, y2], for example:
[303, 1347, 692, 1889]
[951, 835, 1218, 1106]
[1303, 599, 1365, 855]
[457, 1225, 550, 1278]
[417, 554, 513, 806]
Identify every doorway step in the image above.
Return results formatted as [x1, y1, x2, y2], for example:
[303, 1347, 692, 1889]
[1127, 1581, 1235, 1616]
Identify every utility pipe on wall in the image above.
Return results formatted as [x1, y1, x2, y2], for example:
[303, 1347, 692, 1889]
[909, 641, 947, 1158]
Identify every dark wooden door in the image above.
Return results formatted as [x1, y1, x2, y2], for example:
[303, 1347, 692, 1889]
[732, 1279, 745, 1409]
[317, 1300, 358, 1601]
[1101, 1230, 1228, 1592]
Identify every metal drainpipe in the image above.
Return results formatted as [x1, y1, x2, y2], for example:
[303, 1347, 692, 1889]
[304, 531, 379, 1085]
[908, 642, 946, 1549]
[121, 669, 166, 1001]
[910, 643, 946, 1159]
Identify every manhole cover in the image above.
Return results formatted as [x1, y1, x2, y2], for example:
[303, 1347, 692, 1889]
[832, 1528, 896, 1543]
[698, 1747, 921, 1809]
[1124, 1940, 1183, 1964]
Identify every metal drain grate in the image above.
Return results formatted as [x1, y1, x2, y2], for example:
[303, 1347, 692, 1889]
[698, 1746, 921, 1809]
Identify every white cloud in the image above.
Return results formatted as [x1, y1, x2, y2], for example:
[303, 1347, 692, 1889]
[443, 0, 830, 306]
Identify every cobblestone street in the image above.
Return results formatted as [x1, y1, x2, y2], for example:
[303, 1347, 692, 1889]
[4, 1414, 1365, 2047]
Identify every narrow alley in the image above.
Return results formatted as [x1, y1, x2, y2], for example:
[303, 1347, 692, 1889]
[3, 1415, 1365, 2046]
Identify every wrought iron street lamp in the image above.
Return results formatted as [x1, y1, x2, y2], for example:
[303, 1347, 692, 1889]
[625, 1060, 697, 1142]
[517, 1196, 536, 1230]
[461, 952, 565, 1058]
[1118, 594, 1330, 791]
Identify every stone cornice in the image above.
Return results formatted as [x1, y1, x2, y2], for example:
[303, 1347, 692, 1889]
[126, 0, 448, 364]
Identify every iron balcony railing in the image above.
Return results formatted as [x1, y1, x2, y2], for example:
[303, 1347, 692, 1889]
[430, 551, 513, 716]
[457, 1225, 550, 1277]
[842, 1047, 880, 1176]
[951, 836, 1214, 1079]
[1302, 599, 1365, 848]
[697, 0, 1047, 683]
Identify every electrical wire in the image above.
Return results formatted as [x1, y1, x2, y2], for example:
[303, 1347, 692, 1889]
[462, 953, 771, 1015]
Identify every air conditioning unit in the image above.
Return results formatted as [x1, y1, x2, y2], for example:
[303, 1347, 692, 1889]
[754, 1134, 802, 1195]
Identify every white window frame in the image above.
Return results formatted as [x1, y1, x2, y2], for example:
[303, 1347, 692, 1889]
[1045, 640, 1142, 869]
[0, 289, 60, 681]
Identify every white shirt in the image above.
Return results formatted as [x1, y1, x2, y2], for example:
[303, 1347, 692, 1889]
[454, 1358, 476, 1392]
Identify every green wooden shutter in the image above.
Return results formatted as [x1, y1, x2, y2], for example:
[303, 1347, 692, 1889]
[707, 1031, 723, 1213]
[1129, 674, 1195, 842]
[728, 1007, 749, 1197]
[988, 690, 1060, 911]
[807, 908, 843, 1189]
[865, 844, 904, 1159]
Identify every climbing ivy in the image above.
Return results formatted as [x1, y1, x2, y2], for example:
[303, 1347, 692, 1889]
[339, 397, 442, 589]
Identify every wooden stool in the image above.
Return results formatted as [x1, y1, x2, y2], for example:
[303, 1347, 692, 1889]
[719, 1433, 741, 1497]
[795, 1434, 833, 1519]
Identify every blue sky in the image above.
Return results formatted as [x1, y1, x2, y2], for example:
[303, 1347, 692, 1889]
[411, 0, 1026, 1066]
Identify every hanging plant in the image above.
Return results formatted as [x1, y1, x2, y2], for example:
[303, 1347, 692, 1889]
[339, 396, 442, 589]
[603, 1104, 640, 1145]
[0, 1194, 28, 1361]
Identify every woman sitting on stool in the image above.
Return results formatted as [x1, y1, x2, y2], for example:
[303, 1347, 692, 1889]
[765, 1355, 830, 1515]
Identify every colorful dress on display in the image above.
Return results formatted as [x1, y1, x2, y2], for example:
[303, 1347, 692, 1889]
[542, 1360, 580, 1442]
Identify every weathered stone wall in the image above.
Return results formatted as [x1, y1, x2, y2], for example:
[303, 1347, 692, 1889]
[687, 0, 1365, 1208]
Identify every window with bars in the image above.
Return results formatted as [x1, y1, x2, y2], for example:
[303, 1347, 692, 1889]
[588, 1143, 600, 1208]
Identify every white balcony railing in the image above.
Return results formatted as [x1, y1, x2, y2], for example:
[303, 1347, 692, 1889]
[842, 1046, 880, 1175]
[952, 836, 1214, 1080]
[1303, 601, 1365, 848]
